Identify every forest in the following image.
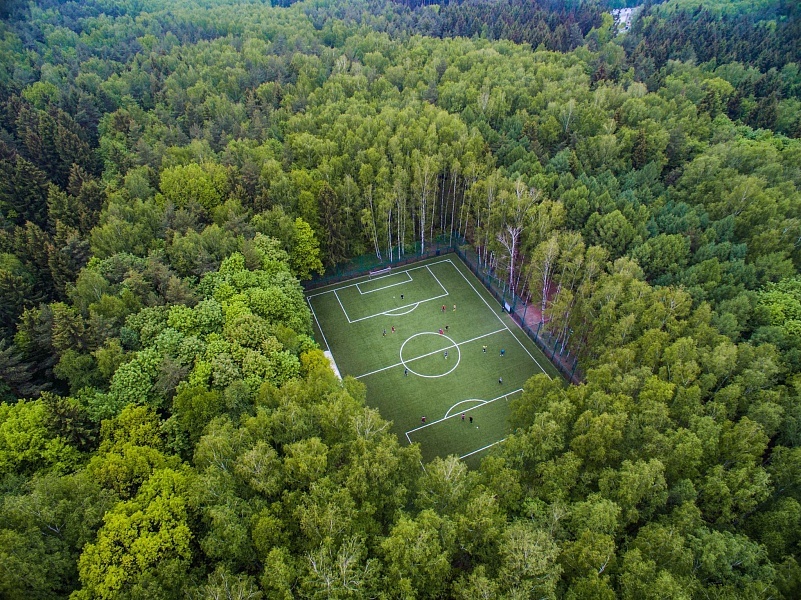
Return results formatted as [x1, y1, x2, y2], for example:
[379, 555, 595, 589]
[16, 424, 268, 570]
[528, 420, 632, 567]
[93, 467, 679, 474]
[0, 0, 800, 597]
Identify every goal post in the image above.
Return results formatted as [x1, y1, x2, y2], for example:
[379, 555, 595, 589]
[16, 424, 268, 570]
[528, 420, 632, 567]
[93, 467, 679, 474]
[368, 266, 391, 279]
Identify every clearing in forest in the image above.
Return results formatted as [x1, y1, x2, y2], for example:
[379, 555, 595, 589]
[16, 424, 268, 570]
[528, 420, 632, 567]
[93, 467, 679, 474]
[306, 254, 560, 465]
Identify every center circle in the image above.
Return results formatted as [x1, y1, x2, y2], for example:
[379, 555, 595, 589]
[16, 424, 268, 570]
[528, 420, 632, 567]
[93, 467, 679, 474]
[399, 332, 461, 378]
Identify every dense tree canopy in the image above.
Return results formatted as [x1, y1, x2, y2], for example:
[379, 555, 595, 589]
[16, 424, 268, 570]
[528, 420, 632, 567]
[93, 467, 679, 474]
[0, 0, 800, 597]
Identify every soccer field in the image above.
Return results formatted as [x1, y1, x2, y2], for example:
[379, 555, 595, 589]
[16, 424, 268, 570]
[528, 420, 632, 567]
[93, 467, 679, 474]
[305, 254, 561, 464]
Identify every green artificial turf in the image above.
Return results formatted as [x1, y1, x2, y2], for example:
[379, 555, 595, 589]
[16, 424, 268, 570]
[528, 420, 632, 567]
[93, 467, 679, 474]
[306, 254, 561, 464]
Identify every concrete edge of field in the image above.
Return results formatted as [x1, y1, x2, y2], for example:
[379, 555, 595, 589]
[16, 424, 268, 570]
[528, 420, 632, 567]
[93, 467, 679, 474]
[324, 350, 342, 380]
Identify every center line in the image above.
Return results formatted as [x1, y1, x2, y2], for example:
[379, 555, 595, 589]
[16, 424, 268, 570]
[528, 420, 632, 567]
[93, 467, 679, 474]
[354, 328, 506, 379]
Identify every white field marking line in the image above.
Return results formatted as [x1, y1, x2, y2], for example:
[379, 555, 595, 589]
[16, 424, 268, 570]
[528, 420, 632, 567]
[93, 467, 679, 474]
[405, 388, 523, 436]
[446, 258, 551, 380]
[460, 439, 506, 460]
[400, 333, 461, 379]
[444, 398, 488, 418]
[305, 258, 454, 298]
[333, 289, 352, 323]
[323, 350, 342, 380]
[505, 308, 554, 378]
[382, 303, 421, 317]
[307, 296, 333, 353]
[356, 271, 412, 295]
[348, 291, 449, 324]
[354, 328, 505, 379]
[425, 264, 449, 296]
[318, 263, 448, 323]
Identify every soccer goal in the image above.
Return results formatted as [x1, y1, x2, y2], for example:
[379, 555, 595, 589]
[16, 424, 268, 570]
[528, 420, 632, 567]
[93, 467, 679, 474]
[369, 266, 391, 279]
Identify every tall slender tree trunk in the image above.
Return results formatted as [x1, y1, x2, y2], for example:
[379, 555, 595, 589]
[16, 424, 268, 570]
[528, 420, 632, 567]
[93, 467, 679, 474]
[366, 186, 381, 260]
[438, 172, 446, 240]
[387, 206, 393, 261]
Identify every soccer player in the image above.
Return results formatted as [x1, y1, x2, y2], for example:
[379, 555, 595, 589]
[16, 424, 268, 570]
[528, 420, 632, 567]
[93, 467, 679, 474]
[482, 345, 487, 353]
[469, 416, 473, 424]
[453, 304, 456, 311]
[445, 325, 449, 331]
[461, 413, 465, 421]
[404, 367, 408, 376]
[439, 328, 444, 335]
[444, 350, 448, 359]
[391, 326, 395, 333]
[400, 294, 404, 300]
[499, 377, 503, 384]
[500, 348, 505, 357]
[421, 416, 426, 423]
[441, 304, 446, 312]
[383, 328, 386, 337]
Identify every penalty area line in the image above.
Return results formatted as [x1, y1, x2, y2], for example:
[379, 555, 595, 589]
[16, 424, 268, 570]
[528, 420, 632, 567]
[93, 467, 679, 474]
[460, 439, 506, 460]
[444, 398, 487, 418]
[348, 292, 448, 323]
[381, 302, 421, 317]
[426, 264, 449, 296]
[404, 388, 522, 436]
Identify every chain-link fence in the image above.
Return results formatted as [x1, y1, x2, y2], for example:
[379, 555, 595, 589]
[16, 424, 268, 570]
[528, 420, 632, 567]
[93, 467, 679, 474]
[454, 246, 582, 384]
[303, 236, 460, 291]
[303, 240, 583, 384]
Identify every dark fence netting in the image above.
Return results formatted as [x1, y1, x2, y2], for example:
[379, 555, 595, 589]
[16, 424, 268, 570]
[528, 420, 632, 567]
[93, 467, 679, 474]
[303, 238, 583, 384]
[303, 236, 458, 290]
[454, 245, 582, 385]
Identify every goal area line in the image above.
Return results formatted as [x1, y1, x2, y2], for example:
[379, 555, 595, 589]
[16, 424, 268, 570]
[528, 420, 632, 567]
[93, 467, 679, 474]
[305, 258, 454, 298]
[329, 263, 451, 324]
[356, 271, 412, 295]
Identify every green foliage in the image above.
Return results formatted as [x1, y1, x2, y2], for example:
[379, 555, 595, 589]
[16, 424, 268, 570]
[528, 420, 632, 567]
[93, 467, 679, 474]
[288, 217, 324, 280]
[89, 197, 165, 259]
[0, 0, 799, 598]
[74, 468, 194, 600]
[159, 162, 230, 211]
[0, 471, 118, 600]
[0, 399, 82, 478]
[172, 385, 225, 444]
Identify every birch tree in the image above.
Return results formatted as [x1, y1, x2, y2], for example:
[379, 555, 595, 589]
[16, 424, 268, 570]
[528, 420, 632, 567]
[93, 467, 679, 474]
[359, 164, 381, 260]
[412, 152, 439, 253]
[392, 167, 409, 257]
[530, 233, 561, 315]
[475, 172, 500, 265]
[496, 180, 540, 295]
